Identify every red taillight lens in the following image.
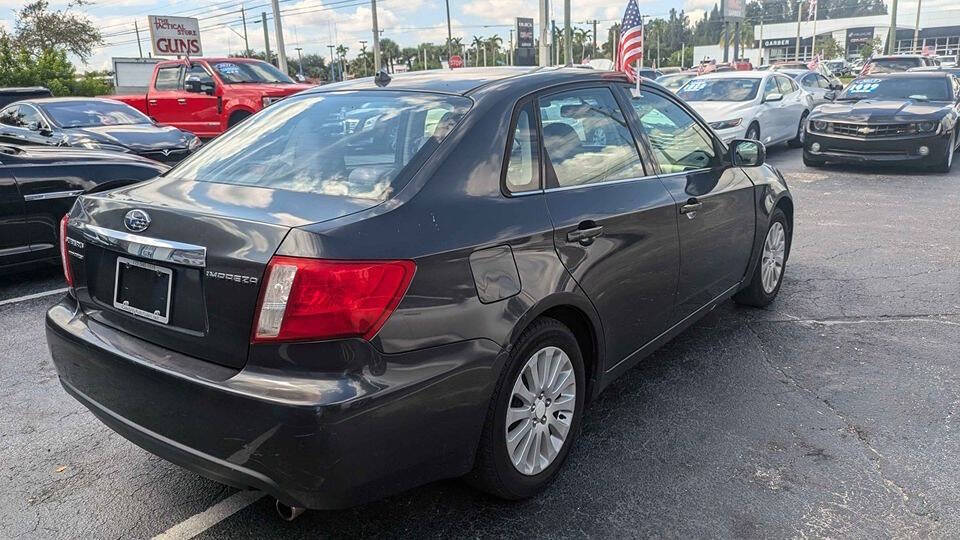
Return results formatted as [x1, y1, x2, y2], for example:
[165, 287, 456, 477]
[59, 215, 74, 288]
[252, 257, 416, 343]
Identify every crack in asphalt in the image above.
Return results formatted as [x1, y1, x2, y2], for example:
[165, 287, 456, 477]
[745, 325, 941, 534]
[755, 313, 960, 327]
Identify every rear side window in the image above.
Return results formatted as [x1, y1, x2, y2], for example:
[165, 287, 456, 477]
[538, 87, 645, 188]
[801, 73, 817, 88]
[155, 67, 182, 90]
[776, 75, 796, 94]
[169, 91, 472, 200]
[504, 103, 540, 192]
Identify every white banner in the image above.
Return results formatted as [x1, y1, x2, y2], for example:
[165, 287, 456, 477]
[147, 15, 202, 57]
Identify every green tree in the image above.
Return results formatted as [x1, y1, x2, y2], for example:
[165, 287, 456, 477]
[379, 38, 401, 72]
[814, 36, 842, 59]
[0, 36, 110, 95]
[486, 35, 503, 66]
[9, 0, 102, 63]
[471, 35, 485, 66]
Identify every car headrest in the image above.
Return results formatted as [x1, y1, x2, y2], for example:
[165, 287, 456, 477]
[560, 103, 592, 118]
[542, 122, 581, 161]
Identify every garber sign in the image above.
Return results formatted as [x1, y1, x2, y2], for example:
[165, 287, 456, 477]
[147, 15, 202, 57]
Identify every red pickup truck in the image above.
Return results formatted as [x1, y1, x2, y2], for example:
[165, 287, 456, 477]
[111, 57, 314, 138]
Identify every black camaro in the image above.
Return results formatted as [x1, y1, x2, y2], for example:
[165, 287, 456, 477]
[0, 144, 168, 273]
[46, 68, 794, 515]
[0, 98, 201, 163]
[804, 72, 960, 171]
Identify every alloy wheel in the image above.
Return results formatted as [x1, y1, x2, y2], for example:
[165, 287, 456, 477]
[505, 346, 577, 476]
[761, 222, 786, 294]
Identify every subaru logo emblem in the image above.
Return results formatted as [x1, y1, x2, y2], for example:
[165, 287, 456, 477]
[124, 209, 151, 233]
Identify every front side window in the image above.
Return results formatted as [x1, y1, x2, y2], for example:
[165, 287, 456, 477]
[763, 76, 780, 99]
[155, 66, 182, 90]
[169, 91, 471, 200]
[185, 64, 213, 84]
[504, 103, 540, 192]
[537, 87, 645, 187]
[629, 91, 719, 174]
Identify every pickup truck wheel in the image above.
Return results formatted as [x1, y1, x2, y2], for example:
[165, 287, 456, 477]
[227, 111, 252, 129]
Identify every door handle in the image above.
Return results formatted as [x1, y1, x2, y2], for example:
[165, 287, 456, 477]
[566, 223, 603, 245]
[680, 198, 703, 215]
[177, 98, 187, 105]
[148, 99, 157, 105]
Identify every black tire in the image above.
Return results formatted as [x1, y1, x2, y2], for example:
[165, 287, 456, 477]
[745, 122, 760, 141]
[734, 208, 790, 308]
[465, 317, 586, 500]
[802, 151, 825, 167]
[788, 111, 808, 148]
[931, 130, 955, 173]
[227, 111, 252, 129]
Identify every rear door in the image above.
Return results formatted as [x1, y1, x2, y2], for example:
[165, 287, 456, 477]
[538, 85, 680, 363]
[760, 76, 789, 142]
[623, 87, 756, 322]
[147, 64, 186, 126]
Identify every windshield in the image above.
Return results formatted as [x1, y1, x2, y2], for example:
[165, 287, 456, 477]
[211, 60, 295, 84]
[168, 91, 471, 200]
[40, 100, 150, 128]
[865, 58, 923, 73]
[676, 78, 760, 102]
[839, 77, 951, 101]
[657, 73, 695, 89]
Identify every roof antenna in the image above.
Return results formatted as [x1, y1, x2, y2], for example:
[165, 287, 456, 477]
[375, 68, 392, 87]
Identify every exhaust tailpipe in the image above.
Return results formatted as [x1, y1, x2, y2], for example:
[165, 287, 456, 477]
[275, 499, 306, 521]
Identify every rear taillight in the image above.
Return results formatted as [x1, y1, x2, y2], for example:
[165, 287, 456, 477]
[59, 215, 74, 288]
[252, 257, 416, 343]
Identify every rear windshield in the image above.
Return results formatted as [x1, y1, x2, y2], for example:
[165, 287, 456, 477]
[40, 100, 151, 128]
[168, 91, 472, 200]
[676, 78, 760, 102]
[865, 58, 923, 73]
[839, 77, 951, 101]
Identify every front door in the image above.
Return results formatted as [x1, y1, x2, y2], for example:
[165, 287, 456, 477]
[180, 62, 221, 136]
[537, 85, 680, 364]
[623, 87, 756, 321]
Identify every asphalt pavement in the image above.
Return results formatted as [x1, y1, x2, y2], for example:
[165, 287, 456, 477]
[1, 146, 958, 539]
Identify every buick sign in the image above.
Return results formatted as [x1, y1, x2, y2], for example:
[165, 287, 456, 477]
[124, 209, 151, 233]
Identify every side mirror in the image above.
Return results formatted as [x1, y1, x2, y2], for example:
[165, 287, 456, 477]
[764, 92, 783, 103]
[730, 138, 766, 167]
[831, 83, 844, 90]
[185, 79, 215, 95]
[27, 121, 41, 131]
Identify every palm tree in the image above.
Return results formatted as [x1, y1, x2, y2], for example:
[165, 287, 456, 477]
[336, 44, 349, 77]
[471, 35, 485, 67]
[452, 37, 463, 55]
[575, 28, 592, 62]
[358, 43, 368, 76]
[486, 35, 503, 66]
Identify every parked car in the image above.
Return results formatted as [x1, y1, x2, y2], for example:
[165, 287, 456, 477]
[771, 61, 843, 88]
[676, 70, 812, 146]
[860, 54, 937, 75]
[0, 144, 167, 273]
[908, 65, 960, 77]
[778, 68, 844, 106]
[804, 72, 960, 171]
[0, 98, 201, 163]
[656, 71, 698, 92]
[637, 68, 663, 79]
[0, 87, 52, 109]
[47, 67, 794, 514]
[109, 57, 315, 138]
[825, 59, 851, 77]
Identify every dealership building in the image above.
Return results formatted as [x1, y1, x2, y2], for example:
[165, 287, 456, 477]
[693, 8, 960, 65]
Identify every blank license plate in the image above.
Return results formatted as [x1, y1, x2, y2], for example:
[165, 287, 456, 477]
[113, 256, 173, 324]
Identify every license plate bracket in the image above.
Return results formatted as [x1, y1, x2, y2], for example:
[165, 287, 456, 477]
[113, 256, 173, 324]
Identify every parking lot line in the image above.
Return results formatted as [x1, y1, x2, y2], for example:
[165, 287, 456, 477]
[0, 288, 68, 307]
[151, 490, 265, 540]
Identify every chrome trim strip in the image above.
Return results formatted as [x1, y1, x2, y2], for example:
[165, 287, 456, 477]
[79, 224, 207, 268]
[23, 189, 84, 201]
[542, 174, 664, 194]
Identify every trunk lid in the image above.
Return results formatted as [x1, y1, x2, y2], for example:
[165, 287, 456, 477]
[70, 175, 377, 368]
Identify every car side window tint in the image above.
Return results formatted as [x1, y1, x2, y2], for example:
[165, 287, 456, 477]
[155, 67, 182, 90]
[504, 103, 541, 192]
[763, 76, 779, 99]
[538, 87, 645, 187]
[185, 64, 213, 85]
[17, 105, 43, 127]
[802, 74, 816, 87]
[628, 91, 720, 174]
[0, 106, 21, 127]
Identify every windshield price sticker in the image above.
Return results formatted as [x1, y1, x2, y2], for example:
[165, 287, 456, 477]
[684, 81, 707, 91]
[849, 82, 880, 93]
[215, 63, 241, 74]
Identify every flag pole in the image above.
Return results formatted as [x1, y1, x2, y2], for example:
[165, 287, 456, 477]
[635, 59, 641, 95]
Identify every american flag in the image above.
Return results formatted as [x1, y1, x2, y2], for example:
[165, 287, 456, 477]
[615, 0, 644, 81]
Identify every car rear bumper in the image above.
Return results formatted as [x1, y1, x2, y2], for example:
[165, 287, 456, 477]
[804, 131, 950, 164]
[46, 297, 503, 509]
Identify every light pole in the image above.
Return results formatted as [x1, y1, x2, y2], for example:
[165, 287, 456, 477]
[445, 0, 453, 64]
[371, 0, 381, 72]
[913, 0, 922, 53]
[295, 46, 304, 79]
[539, 0, 550, 66]
[328, 44, 336, 81]
[563, 0, 572, 65]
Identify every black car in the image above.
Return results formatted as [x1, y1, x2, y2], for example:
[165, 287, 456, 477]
[804, 72, 960, 171]
[46, 67, 793, 514]
[0, 86, 52, 108]
[0, 98, 201, 163]
[0, 144, 168, 273]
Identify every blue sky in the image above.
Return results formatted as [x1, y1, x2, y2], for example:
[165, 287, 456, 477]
[0, 0, 719, 71]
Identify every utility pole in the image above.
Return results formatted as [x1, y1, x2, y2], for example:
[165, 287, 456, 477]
[639, 15, 646, 67]
[240, 5, 250, 55]
[723, 20, 729, 62]
[563, 0, 572, 65]
[733, 21, 739, 62]
[656, 26, 660, 67]
[261, 12, 272, 65]
[134, 20, 143, 58]
[681, 42, 685, 68]
[371, 0, 382, 72]
[795, 0, 803, 60]
[539, 0, 550, 66]
[592, 19, 598, 60]
[553, 19, 559, 65]
[271, 0, 288, 73]
[359, 39, 368, 75]
[811, 0, 818, 57]
[295, 47, 304, 78]
[759, 0, 765, 65]
[328, 44, 336, 81]
[445, 0, 453, 64]
[886, 0, 899, 54]
[913, 0, 922, 53]
[509, 29, 514, 65]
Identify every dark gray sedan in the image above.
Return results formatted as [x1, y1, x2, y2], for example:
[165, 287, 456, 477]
[46, 67, 793, 516]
